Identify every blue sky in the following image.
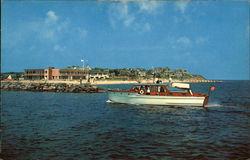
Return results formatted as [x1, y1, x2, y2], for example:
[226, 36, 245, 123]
[2, 1, 249, 80]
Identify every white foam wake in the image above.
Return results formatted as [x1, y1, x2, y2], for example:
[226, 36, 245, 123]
[205, 102, 223, 107]
[106, 100, 113, 103]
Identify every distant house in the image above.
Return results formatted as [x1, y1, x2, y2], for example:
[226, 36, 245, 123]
[24, 66, 110, 80]
[138, 70, 146, 77]
[25, 69, 45, 80]
[25, 67, 87, 80]
[23, 66, 197, 81]
[0, 72, 25, 80]
[66, 66, 84, 70]
[89, 69, 109, 79]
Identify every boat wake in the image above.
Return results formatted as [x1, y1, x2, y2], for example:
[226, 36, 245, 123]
[205, 102, 223, 107]
[106, 100, 113, 103]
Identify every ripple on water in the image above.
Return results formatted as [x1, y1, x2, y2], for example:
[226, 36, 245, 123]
[2, 81, 250, 160]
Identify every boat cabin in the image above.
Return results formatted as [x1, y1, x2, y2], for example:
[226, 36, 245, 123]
[108, 83, 209, 106]
[129, 84, 195, 96]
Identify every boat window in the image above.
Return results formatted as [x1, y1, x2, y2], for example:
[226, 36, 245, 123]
[157, 86, 161, 92]
[146, 86, 150, 94]
[160, 86, 166, 92]
[131, 86, 139, 91]
[150, 86, 166, 93]
[139, 85, 145, 90]
[168, 87, 188, 93]
[150, 86, 157, 92]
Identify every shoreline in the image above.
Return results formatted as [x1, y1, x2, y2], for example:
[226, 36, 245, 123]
[2, 79, 222, 85]
[0, 79, 223, 93]
[1, 81, 105, 93]
[94, 79, 222, 85]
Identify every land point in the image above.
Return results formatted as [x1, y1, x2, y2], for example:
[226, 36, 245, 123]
[1, 66, 222, 85]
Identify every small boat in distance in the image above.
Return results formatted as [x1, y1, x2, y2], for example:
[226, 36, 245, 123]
[4, 75, 13, 81]
[107, 83, 215, 107]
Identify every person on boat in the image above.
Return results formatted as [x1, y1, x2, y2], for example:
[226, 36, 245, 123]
[134, 86, 139, 92]
[169, 77, 173, 86]
[139, 85, 144, 90]
[80, 77, 82, 85]
[146, 86, 150, 95]
[156, 80, 162, 84]
[138, 85, 146, 94]
[160, 86, 165, 92]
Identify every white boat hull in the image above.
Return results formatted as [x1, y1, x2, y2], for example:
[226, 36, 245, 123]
[108, 91, 206, 107]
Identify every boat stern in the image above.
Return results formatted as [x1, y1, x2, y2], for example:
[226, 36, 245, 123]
[202, 96, 209, 107]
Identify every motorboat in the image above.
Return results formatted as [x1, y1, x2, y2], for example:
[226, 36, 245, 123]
[107, 83, 214, 107]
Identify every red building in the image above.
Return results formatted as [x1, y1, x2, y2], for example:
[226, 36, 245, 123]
[25, 67, 87, 80]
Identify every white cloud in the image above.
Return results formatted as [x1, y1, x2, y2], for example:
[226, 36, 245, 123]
[108, 2, 161, 32]
[54, 44, 64, 52]
[173, 15, 192, 24]
[28, 11, 86, 51]
[56, 19, 69, 32]
[173, 1, 192, 24]
[110, 2, 135, 28]
[77, 28, 88, 38]
[138, 1, 160, 14]
[177, 36, 191, 44]
[175, 36, 207, 48]
[43, 30, 56, 40]
[195, 37, 207, 44]
[45, 10, 58, 24]
[37, 10, 69, 42]
[124, 16, 135, 27]
[6, 10, 88, 53]
[175, 0, 190, 14]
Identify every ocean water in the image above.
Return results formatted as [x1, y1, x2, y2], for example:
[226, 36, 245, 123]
[1, 81, 250, 160]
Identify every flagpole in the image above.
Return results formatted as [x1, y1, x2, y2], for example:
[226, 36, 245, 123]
[208, 88, 211, 96]
[203, 86, 216, 107]
[81, 59, 85, 69]
[81, 59, 85, 81]
[208, 86, 216, 96]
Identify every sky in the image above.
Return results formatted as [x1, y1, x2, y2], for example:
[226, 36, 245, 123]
[2, 0, 249, 80]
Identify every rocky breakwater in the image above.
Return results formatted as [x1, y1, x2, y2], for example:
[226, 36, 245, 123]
[1, 81, 105, 93]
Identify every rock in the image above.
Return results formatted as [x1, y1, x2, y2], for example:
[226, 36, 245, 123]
[92, 86, 98, 89]
[68, 86, 77, 92]
[27, 84, 36, 91]
[1, 82, 105, 93]
[48, 85, 56, 91]
[97, 88, 105, 93]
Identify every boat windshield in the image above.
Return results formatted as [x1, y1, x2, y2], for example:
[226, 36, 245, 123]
[131, 86, 140, 91]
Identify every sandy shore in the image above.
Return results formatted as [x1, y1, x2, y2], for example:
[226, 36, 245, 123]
[6, 79, 222, 85]
[8, 80, 138, 85]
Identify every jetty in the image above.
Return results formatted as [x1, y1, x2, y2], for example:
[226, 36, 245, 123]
[0, 81, 105, 93]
